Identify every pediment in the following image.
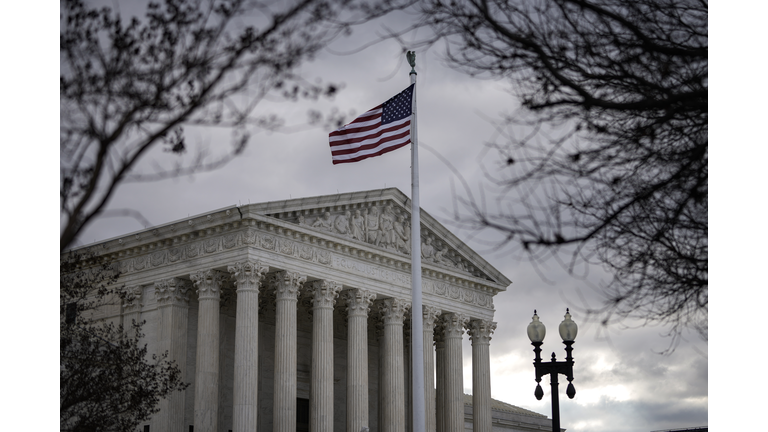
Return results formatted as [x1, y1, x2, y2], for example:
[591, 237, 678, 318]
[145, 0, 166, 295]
[248, 188, 510, 289]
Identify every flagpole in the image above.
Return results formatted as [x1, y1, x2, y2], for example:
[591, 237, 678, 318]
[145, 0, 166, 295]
[408, 51, 426, 432]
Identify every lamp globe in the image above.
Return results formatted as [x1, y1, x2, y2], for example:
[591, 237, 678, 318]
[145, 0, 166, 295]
[558, 308, 578, 342]
[527, 310, 546, 343]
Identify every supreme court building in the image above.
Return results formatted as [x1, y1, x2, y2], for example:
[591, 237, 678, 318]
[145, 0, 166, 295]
[81, 188, 553, 432]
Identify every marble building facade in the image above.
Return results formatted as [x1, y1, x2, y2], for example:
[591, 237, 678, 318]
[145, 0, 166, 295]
[80, 188, 519, 432]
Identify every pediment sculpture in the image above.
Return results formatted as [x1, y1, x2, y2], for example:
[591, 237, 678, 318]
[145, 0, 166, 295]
[287, 202, 475, 276]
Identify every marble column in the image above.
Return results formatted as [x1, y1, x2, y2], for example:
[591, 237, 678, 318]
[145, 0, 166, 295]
[422, 306, 442, 432]
[377, 320, 385, 432]
[434, 322, 445, 432]
[378, 298, 410, 432]
[344, 289, 376, 432]
[467, 320, 497, 432]
[404, 318, 412, 432]
[227, 261, 269, 432]
[310, 280, 343, 432]
[154, 278, 191, 432]
[191, 269, 228, 432]
[272, 270, 306, 432]
[442, 313, 469, 432]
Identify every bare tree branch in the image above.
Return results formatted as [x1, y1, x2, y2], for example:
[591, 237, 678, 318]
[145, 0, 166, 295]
[408, 0, 707, 348]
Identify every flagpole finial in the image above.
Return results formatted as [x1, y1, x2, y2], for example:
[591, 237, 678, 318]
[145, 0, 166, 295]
[407, 51, 416, 75]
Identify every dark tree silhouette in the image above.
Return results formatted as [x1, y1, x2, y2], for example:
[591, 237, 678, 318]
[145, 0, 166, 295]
[415, 0, 707, 343]
[60, 0, 411, 251]
[60, 251, 188, 431]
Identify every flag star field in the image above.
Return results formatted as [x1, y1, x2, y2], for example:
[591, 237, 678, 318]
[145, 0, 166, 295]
[329, 84, 414, 164]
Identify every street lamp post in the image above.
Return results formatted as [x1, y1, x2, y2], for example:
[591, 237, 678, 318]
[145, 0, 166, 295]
[526, 309, 578, 432]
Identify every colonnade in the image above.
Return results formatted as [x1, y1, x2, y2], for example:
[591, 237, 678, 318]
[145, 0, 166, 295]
[124, 260, 496, 432]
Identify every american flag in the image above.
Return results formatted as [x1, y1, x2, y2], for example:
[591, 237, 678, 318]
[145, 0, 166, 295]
[329, 84, 414, 164]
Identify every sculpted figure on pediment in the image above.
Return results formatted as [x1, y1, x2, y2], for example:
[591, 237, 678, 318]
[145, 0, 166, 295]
[365, 206, 380, 244]
[351, 210, 365, 242]
[421, 237, 435, 261]
[379, 205, 396, 248]
[394, 215, 410, 254]
[298, 215, 307, 226]
[312, 212, 334, 232]
[434, 245, 456, 268]
[335, 211, 352, 236]
[455, 260, 467, 271]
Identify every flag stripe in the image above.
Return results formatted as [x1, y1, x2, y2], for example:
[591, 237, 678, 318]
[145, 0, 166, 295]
[329, 107, 382, 138]
[328, 85, 414, 165]
[331, 127, 411, 156]
[332, 141, 410, 164]
[329, 118, 411, 149]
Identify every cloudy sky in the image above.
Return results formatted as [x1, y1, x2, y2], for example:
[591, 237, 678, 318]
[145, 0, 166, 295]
[13, 0, 749, 430]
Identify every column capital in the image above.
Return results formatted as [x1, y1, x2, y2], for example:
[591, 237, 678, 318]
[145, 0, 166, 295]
[378, 297, 411, 325]
[190, 269, 227, 300]
[122, 285, 144, 312]
[310, 280, 343, 309]
[442, 313, 469, 339]
[467, 320, 497, 345]
[343, 288, 377, 317]
[423, 305, 442, 328]
[271, 270, 306, 300]
[155, 278, 192, 307]
[228, 261, 269, 293]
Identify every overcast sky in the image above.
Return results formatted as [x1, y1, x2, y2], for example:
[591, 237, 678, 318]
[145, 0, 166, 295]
[11, 1, 759, 430]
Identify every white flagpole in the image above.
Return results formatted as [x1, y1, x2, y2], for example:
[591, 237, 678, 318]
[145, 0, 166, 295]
[408, 51, 426, 432]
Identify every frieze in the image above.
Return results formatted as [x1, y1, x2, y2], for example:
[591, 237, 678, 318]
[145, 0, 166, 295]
[243, 229, 257, 245]
[280, 239, 297, 255]
[116, 229, 334, 276]
[168, 247, 182, 262]
[317, 250, 332, 265]
[331, 256, 494, 310]
[134, 255, 148, 270]
[223, 233, 238, 249]
[261, 235, 275, 250]
[332, 255, 411, 286]
[203, 237, 219, 253]
[151, 251, 165, 267]
[298, 244, 314, 260]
